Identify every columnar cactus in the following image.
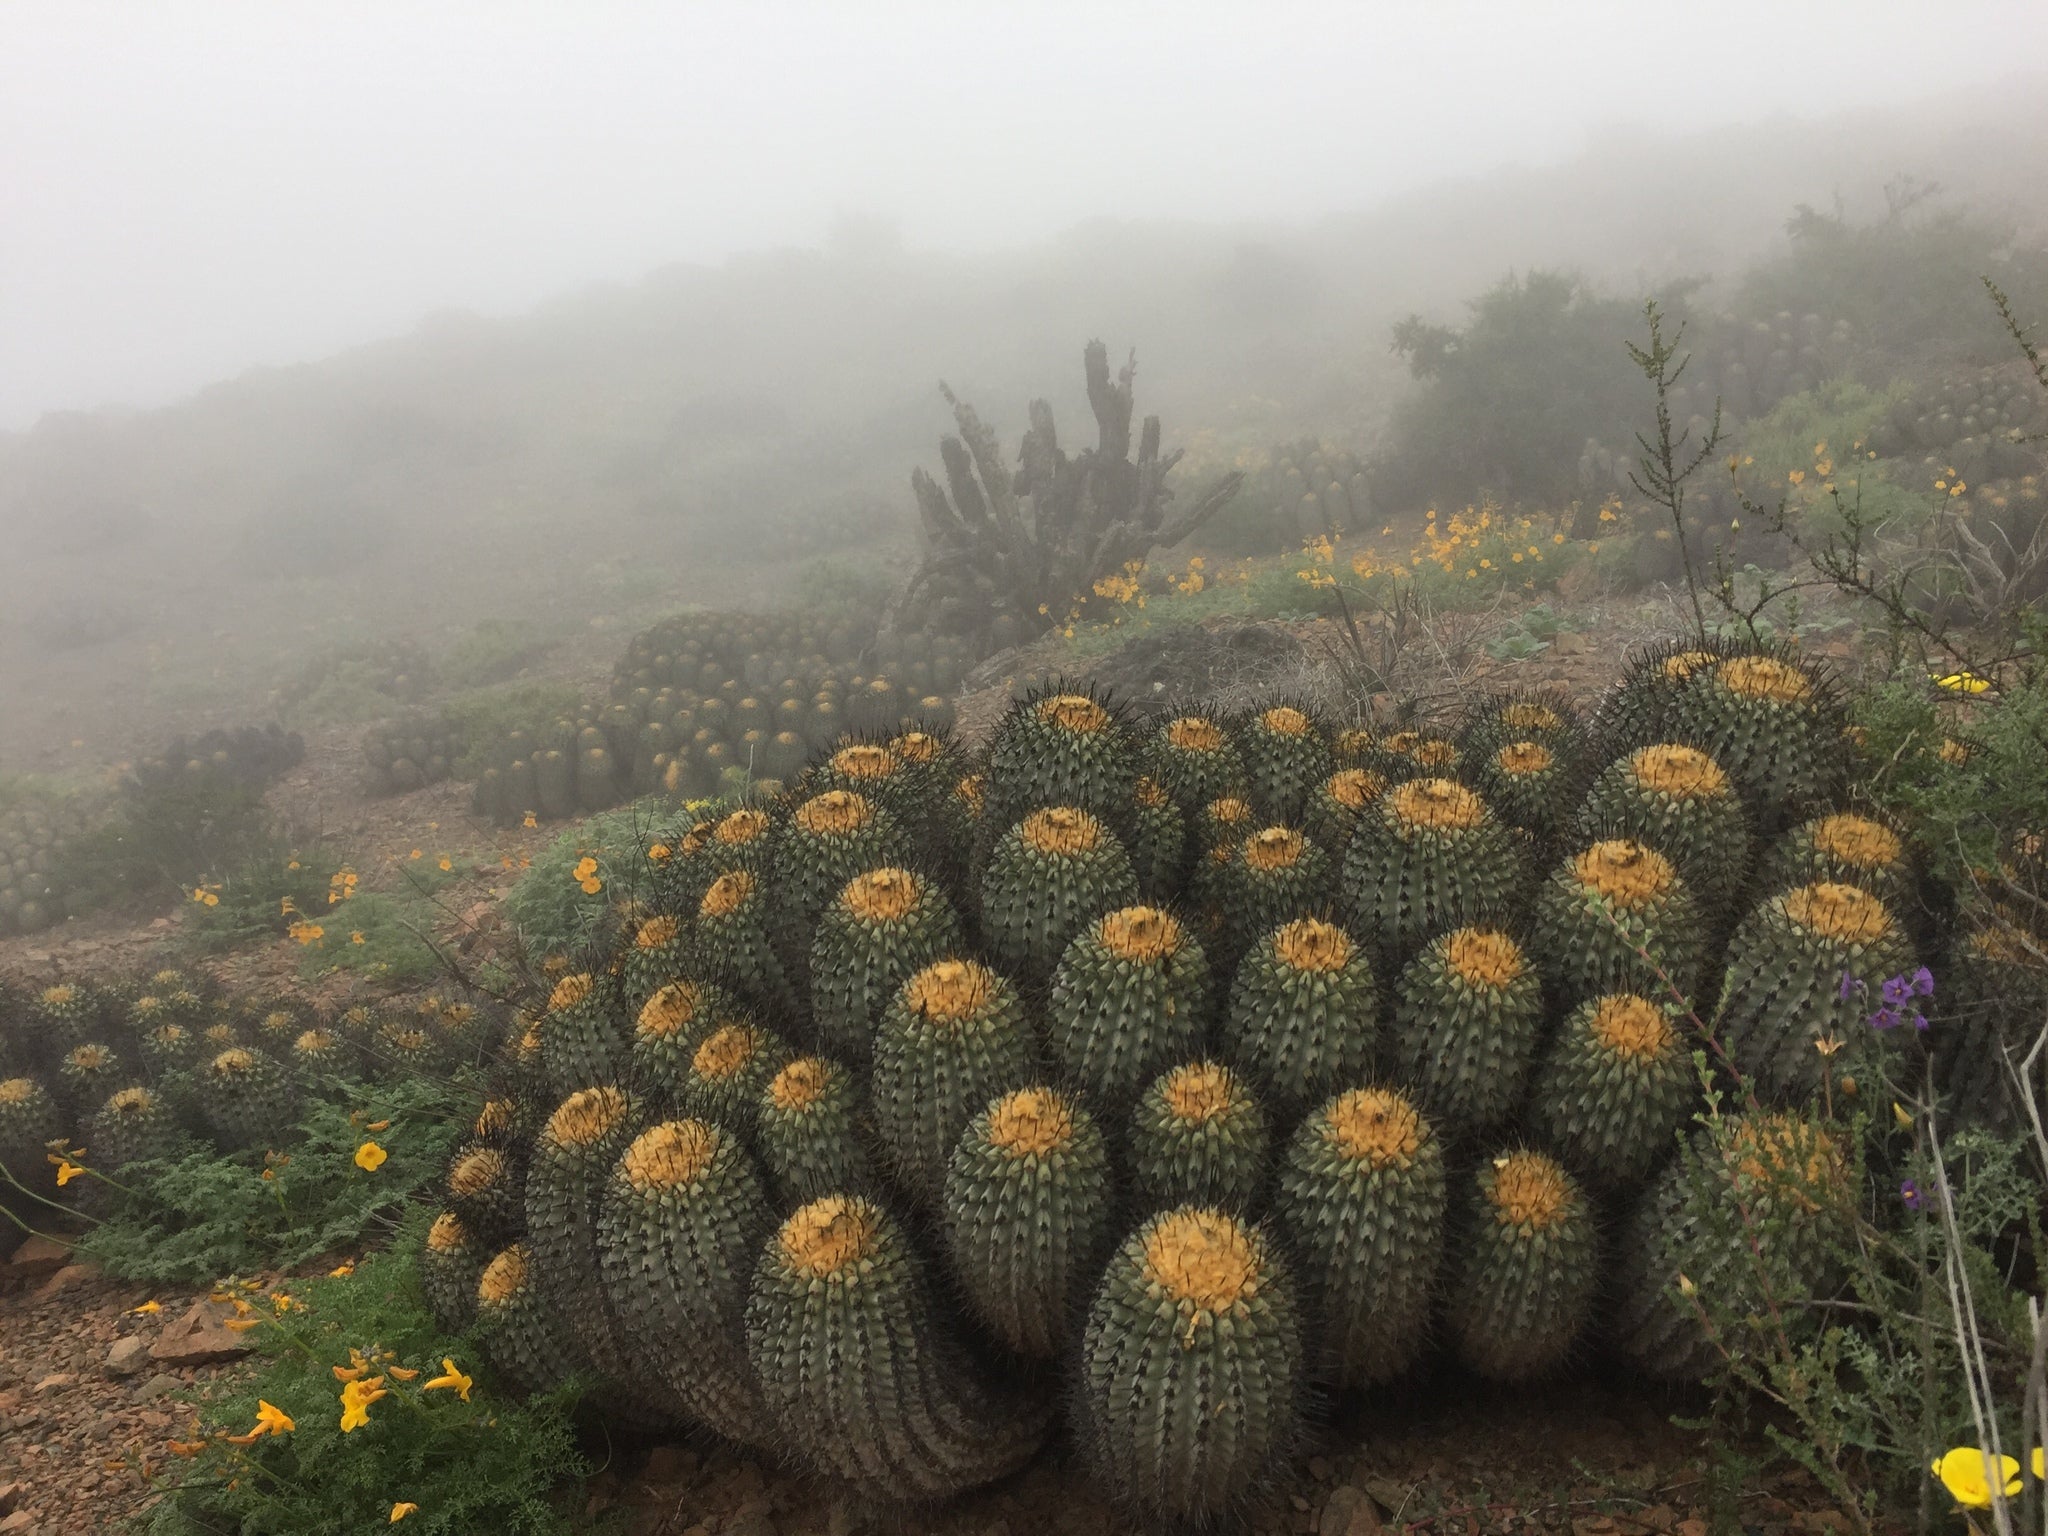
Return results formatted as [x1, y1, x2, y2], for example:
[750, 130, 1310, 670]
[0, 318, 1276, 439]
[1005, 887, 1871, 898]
[1341, 779, 1526, 964]
[871, 959, 1039, 1201]
[1277, 1087, 1446, 1386]
[810, 867, 962, 1064]
[942, 1086, 1112, 1356]
[1531, 840, 1707, 1007]
[1047, 906, 1212, 1113]
[537, 972, 628, 1099]
[1223, 917, 1378, 1117]
[1574, 744, 1751, 911]
[1388, 928, 1545, 1142]
[1128, 1061, 1271, 1212]
[1713, 882, 1916, 1104]
[746, 1195, 1050, 1497]
[693, 869, 800, 1018]
[1078, 1208, 1303, 1524]
[445, 1141, 524, 1249]
[1238, 704, 1332, 824]
[981, 808, 1140, 981]
[597, 1119, 777, 1446]
[1448, 1150, 1598, 1382]
[1532, 994, 1697, 1191]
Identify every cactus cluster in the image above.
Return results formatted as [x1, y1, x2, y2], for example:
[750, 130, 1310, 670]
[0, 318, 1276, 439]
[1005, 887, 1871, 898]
[361, 708, 462, 795]
[424, 642, 1954, 1520]
[0, 799, 92, 938]
[125, 724, 305, 796]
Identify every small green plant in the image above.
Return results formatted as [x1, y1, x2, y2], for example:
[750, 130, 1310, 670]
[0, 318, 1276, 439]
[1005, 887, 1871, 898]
[143, 1220, 589, 1536]
[76, 1078, 467, 1287]
[1486, 602, 1564, 660]
[499, 799, 674, 958]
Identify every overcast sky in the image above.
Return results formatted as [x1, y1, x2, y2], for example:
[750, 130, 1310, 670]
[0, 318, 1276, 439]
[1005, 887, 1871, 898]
[4, 0, 2046, 430]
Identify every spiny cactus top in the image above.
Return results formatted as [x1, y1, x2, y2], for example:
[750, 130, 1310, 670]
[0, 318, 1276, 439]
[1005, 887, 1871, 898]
[636, 981, 703, 1042]
[698, 869, 754, 919]
[541, 1085, 631, 1152]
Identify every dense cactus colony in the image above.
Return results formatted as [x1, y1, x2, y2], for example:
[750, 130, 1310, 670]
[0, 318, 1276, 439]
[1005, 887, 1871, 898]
[361, 708, 462, 795]
[0, 799, 93, 937]
[401, 641, 1979, 1521]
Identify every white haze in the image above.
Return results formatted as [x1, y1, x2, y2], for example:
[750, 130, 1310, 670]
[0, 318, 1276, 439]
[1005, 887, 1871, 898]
[4, 0, 2046, 430]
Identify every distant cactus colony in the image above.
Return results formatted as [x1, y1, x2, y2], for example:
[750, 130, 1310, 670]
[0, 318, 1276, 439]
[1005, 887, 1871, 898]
[463, 609, 970, 822]
[197, 634, 1983, 1522]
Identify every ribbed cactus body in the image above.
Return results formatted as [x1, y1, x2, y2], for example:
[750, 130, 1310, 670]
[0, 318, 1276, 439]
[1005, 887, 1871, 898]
[771, 790, 910, 939]
[981, 808, 1140, 981]
[985, 688, 1136, 831]
[746, 1195, 1050, 1498]
[1469, 738, 1578, 847]
[943, 1087, 1111, 1357]
[1532, 994, 1696, 1191]
[1937, 911, 2048, 1131]
[1150, 714, 1247, 816]
[57, 1042, 124, 1118]
[474, 1244, 587, 1394]
[1237, 705, 1332, 825]
[445, 1140, 524, 1249]
[1616, 1114, 1851, 1380]
[1127, 777, 1186, 899]
[87, 1084, 182, 1172]
[199, 1048, 297, 1151]
[420, 1210, 487, 1336]
[1531, 840, 1707, 1006]
[810, 867, 961, 1064]
[0, 1076, 64, 1187]
[1128, 1061, 1271, 1212]
[755, 1056, 870, 1206]
[1277, 1087, 1445, 1386]
[620, 913, 692, 1012]
[1388, 928, 1545, 1143]
[1589, 640, 1732, 759]
[692, 868, 800, 1017]
[1079, 1208, 1303, 1524]
[871, 960, 1038, 1201]
[1048, 906, 1211, 1114]
[1756, 811, 1914, 911]
[1222, 918, 1378, 1117]
[139, 1023, 200, 1081]
[1226, 827, 1333, 951]
[628, 981, 729, 1104]
[31, 983, 98, 1054]
[1341, 779, 1525, 964]
[537, 972, 628, 1098]
[677, 1020, 792, 1138]
[1459, 693, 1580, 763]
[597, 1119, 777, 1446]
[1449, 1150, 1598, 1382]
[1303, 768, 1386, 867]
[1713, 882, 1916, 1105]
[1574, 744, 1751, 911]
[1666, 651, 1849, 833]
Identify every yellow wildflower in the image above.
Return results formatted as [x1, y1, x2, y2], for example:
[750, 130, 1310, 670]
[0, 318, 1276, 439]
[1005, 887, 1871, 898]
[339, 1376, 387, 1432]
[409, 849, 422, 861]
[54, 1158, 85, 1186]
[354, 1141, 389, 1173]
[522, 811, 538, 829]
[438, 857, 452, 872]
[424, 1358, 473, 1401]
[330, 1260, 356, 1277]
[1788, 470, 1805, 487]
[1932, 1447, 2019, 1508]
[391, 1506, 420, 1524]
[387, 1366, 420, 1381]
[1937, 672, 1992, 694]
[132, 1300, 161, 1315]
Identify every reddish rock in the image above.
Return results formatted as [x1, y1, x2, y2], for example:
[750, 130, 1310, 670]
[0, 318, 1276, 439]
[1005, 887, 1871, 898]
[148, 1301, 250, 1368]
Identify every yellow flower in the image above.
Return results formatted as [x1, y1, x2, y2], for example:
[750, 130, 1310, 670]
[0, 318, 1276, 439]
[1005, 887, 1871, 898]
[572, 856, 598, 880]
[254, 1401, 295, 1436]
[288, 920, 325, 946]
[1932, 1447, 2020, 1508]
[1951, 481, 1967, 498]
[1937, 672, 1992, 694]
[438, 857, 452, 872]
[1552, 533, 1565, 545]
[287, 860, 301, 870]
[54, 1158, 85, 1187]
[1788, 470, 1805, 487]
[424, 1358, 473, 1402]
[1892, 1101, 1913, 1130]
[280, 897, 298, 916]
[648, 843, 671, 862]
[354, 1141, 389, 1173]
[330, 1260, 356, 1277]
[339, 1376, 388, 1432]
[409, 848, 422, 861]
[522, 811, 538, 829]
[352, 932, 366, 945]
[132, 1300, 162, 1316]
[391, 1505, 420, 1524]
[387, 1366, 420, 1381]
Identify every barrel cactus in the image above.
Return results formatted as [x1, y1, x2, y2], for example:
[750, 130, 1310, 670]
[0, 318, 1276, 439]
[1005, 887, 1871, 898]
[1387, 927, 1545, 1143]
[1448, 1150, 1598, 1382]
[1341, 778, 1525, 965]
[1222, 917, 1378, 1117]
[1128, 1060, 1271, 1213]
[1047, 906, 1212, 1113]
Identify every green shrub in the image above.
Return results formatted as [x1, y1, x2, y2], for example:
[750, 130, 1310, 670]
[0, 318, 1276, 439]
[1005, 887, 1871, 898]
[441, 619, 559, 690]
[499, 800, 673, 958]
[77, 1078, 467, 1287]
[444, 680, 586, 780]
[144, 1218, 588, 1536]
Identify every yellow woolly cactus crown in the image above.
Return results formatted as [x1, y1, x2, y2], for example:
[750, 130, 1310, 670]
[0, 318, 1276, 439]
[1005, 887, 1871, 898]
[1446, 928, 1526, 989]
[637, 982, 701, 1040]
[634, 914, 681, 950]
[478, 1246, 528, 1303]
[986, 1087, 1076, 1158]
[1631, 744, 1729, 799]
[1783, 882, 1894, 944]
[1718, 654, 1814, 704]
[1161, 1062, 1237, 1123]
[547, 973, 594, 1012]
[1325, 1088, 1423, 1168]
[714, 807, 772, 845]
[904, 959, 995, 1023]
[1488, 1152, 1574, 1231]
[1590, 995, 1675, 1060]
[210, 1048, 256, 1076]
[1498, 702, 1564, 734]
[1495, 740, 1554, 777]
[843, 868, 920, 923]
[1100, 906, 1182, 963]
[1021, 806, 1104, 856]
[1039, 694, 1112, 733]
[1243, 826, 1307, 871]
[796, 790, 873, 836]
[829, 744, 897, 781]
[427, 1211, 468, 1251]
[1166, 716, 1227, 751]
[0, 1078, 32, 1104]
[1259, 705, 1312, 737]
[449, 1146, 505, 1196]
[1810, 814, 1903, 870]
[769, 1057, 829, 1112]
[780, 1195, 876, 1278]
[1572, 841, 1677, 908]
[699, 870, 755, 919]
[692, 1024, 759, 1082]
[108, 1086, 154, 1114]
[1326, 768, 1385, 809]
[1143, 1210, 1260, 1313]
[1273, 917, 1352, 973]
[620, 1120, 719, 1191]
[545, 1086, 630, 1148]
[1390, 778, 1486, 832]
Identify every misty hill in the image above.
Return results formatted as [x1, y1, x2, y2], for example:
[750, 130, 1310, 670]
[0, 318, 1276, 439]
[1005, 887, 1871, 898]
[1, 86, 2043, 725]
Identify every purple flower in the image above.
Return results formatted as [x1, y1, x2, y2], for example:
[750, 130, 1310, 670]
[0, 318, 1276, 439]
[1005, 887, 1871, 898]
[1838, 971, 1862, 1001]
[1881, 975, 1910, 1008]
[1869, 1004, 1902, 1031]
[1911, 966, 1935, 998]
[1912, 1010, 1929, 1032]
[1901, 1179, 1921, 1211]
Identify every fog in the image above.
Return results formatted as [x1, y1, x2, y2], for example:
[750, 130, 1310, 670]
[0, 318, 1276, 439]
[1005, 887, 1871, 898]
[6, 0, 2047, 428]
